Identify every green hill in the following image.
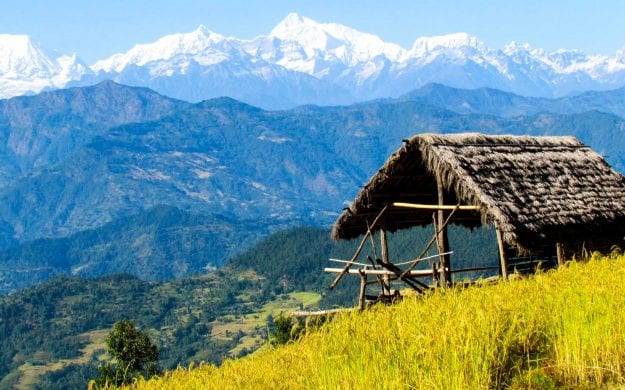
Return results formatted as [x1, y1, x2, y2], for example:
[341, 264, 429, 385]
[132, 253, 625, 389]
[0, 225, 496, 388]
[0, 205, 275, 294]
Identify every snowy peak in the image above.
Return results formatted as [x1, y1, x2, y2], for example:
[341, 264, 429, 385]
[410, 33, 486, 57]
[267, 13, 405, 63]
[0, 34, 61, 78]
[92, 25, 233, 73]
[3, 14, 625, 105]
[269, 12, 312, 34]
[0, 33, 89, 98]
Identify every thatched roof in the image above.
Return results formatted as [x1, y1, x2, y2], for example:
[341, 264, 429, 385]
[332, 133, 625, 252]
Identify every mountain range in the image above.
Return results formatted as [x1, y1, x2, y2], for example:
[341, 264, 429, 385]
[3, 13, 625, 108]
[2, 81, 625, 246]
[0, 81, 624, 295]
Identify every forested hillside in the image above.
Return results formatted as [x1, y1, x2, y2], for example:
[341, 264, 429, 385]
[0, 205, 275, 294]
[0, 225, 496, 388]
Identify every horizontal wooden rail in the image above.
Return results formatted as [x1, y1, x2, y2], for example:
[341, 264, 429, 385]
[393, 202, 480, 211]
[394, 251, 453, 266]
[291, 308, 352, 317]
[324, 268, 434, 276]
[328, 258, 370, 267]
[450, 265, 500, 274]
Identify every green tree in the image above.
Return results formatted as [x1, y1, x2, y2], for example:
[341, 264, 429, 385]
[270, 315, 303, 346]
[93, 320, 160, 388]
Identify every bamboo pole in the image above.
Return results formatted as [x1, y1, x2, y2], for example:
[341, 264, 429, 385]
[375, 260, 428, 291]
[366, 255, 389, 292]
[556, 242, 565, 267]
[436, 172, 451, 287]
[291, 308, 352, 317]
[394, 251, 453, 266]
[495, 222, 509, 280]
[399, 204, 460, 280]
[324, 268, 434, 276]
[380, 229, 390, 295]
[329, 205, 388, 289]
[358, 270, 367, 310]
[393, 202, 480, 211]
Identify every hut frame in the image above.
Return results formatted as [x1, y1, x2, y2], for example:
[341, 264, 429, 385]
[326, 133, 625, 308]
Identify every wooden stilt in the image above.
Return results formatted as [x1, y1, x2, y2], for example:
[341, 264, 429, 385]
[436, 173, 451, 286]
[556, 242, 565, 267]
[380, 229, 390, 295]
[495, 222, 508, 280]
[330, 205, 388, 289]
[358, 270, 367, 310]
[399, 204, 460, 280]
[432, 261, 439, 288]
[366, 255, 389, 292]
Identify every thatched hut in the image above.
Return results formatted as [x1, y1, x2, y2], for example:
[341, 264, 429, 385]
[327, 133, 625, 306]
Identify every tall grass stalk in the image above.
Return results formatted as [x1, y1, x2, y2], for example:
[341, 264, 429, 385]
[130, 254, 625, 389]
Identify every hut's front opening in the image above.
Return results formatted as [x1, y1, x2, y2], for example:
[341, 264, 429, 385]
[324, 133, 625, 308]
[325, 206, 561, 309]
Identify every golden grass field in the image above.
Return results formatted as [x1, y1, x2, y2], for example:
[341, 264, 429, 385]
[128, 253, 625, 389]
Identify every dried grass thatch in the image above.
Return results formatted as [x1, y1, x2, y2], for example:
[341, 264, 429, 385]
[332, 133, 625, 253]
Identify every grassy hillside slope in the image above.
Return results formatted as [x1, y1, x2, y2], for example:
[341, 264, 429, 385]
[133, 254, 625, 389]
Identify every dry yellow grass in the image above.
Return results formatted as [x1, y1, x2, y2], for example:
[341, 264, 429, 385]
[129, 254, 625, 389]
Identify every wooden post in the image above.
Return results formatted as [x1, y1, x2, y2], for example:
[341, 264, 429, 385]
[380, 228, 390, 296]
[358, 270, 367, 310]
[556, 242, 565, 267]
[436, 173, 451, 286]
[495, 222, 508, 280]
[432, 261, 440, 288]
[330, 205, 388, 289]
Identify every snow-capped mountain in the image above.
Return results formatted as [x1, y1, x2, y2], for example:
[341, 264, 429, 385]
[2, 13, 625, 107]
[0, 34, 89, 98]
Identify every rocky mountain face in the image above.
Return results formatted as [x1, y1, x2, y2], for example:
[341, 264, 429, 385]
[3, 14, 625, 108]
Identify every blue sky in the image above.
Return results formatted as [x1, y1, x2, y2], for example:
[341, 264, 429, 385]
[2, 0, 624, 63]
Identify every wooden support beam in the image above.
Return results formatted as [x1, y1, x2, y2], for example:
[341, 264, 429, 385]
[330, 205, 388, 289]
[358, 270, 367, 310]
[366, 255, 389, 292]
[393, 202, 480, 211]
[329, 258, 369, 267]
[291, 308, 351, 317]
[380, 229, 390, 296]
[495, 222, 509, 280]
[556, 242, 565, 267]
[399, 204, 460, 280]
[324, 268, 434, 276]
[376, 260, 428, 292]
[394, 251, 453, 266]
[432, 262, 440, 288]
[436, 173, 452, 287]
[450, 265, 500, 274]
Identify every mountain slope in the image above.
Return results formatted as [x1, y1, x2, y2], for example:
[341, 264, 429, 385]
[399, 82, 625, 117]
[0, 80, 189, 189]
[0, 95, 624, 244]
[0, 224, 498, 388]
[134, 255, 625, 389]
[0, 205, 274, 294]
